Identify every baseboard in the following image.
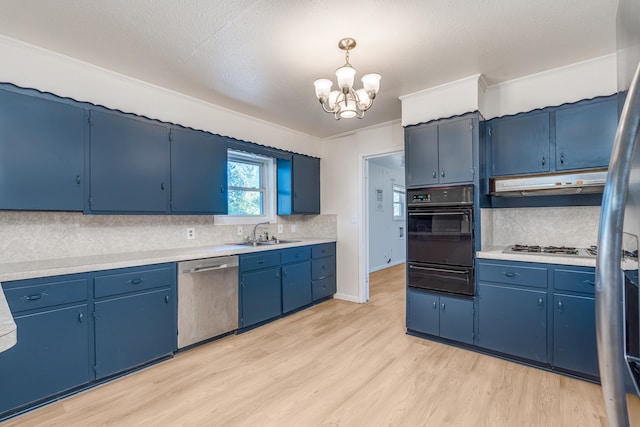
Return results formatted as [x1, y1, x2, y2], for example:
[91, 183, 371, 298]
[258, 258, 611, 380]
[333, 293, 364, 303]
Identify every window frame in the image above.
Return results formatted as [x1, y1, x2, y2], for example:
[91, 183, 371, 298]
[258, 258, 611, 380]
[392, 183, 405, 221]
[215, 150, 276, 225]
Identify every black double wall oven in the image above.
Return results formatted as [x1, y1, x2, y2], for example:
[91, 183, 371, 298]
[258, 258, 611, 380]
[407, 185, 475, 296]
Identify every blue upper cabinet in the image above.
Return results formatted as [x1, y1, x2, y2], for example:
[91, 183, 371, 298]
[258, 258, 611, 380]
[170, 127, 227, 214]
[405, 117, 474, 187]
[0, 88, 85, 211]
[89, 110, 170, 213]
[406, 123, 439, 186]
[488, 111, 551, 176]
[278, 154, 320, 215]
[488, 95, 618, 179]
[555, 95, 617, 171]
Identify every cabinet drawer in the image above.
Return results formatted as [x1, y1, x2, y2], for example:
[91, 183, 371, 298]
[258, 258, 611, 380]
[94, 265, 175, 298]
[312, 276, 336, 300]
[312, 243, 336, 258]
[281, 246, 311, 264]
[477, 262, 547, 288]
[554, 268, 595, 295]
[239, 251, 281, 273]
[312, 256, 336, 280]
[3, 277, 88, 313]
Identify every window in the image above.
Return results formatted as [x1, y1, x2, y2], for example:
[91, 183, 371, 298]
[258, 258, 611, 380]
[393, 184, 405, 220]
[224, 150, 275, 221]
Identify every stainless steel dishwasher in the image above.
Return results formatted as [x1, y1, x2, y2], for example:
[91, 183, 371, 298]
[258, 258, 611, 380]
[177, 256, 239, 349]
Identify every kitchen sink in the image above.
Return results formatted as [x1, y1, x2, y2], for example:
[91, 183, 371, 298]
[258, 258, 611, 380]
[225, 239, 300, 247]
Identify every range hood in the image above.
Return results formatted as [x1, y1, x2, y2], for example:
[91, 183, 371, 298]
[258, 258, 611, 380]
[490, 169, 607, 197]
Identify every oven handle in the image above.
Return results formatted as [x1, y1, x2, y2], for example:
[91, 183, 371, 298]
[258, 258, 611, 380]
[408, 212, 471, 217]
[408, 265, 470, 274]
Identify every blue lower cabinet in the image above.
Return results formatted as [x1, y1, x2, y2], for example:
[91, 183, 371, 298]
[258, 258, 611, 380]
[240, 267, 282, 328]
[94, 288, 174, 379]
[282, 261, 312, 314]
[477, 283, 547, 363]
[0, 304, 90, 414]
[407, 288, 440, 336]
[406, 288, 473, 345]
[553, 294, 598, 377]
[311, 243, 336, 302]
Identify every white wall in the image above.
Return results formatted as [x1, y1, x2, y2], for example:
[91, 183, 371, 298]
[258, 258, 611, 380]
[321, 122, 404, 302]
[367, 162, 406, 272]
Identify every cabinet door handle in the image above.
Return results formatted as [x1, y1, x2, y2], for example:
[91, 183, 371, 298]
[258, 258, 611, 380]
[504, 271, 519, 278]
[560, 153, 565, 165]
[583, 280, 595, 286]
[161, 182, 166, 190]
[21, 293, 47, 301]
[557, 300, 564, 310]
[220, 185, 225, 194]
[432, 170, 437, 179]
[537, 297, 544, 307]
[78, 312, 85, 323]
[76, 174, 81, 185]
[275, 271, 280, 279]
[283, 270, 288, 278]
[432, 301, 437, 309]
[257, 259, 264, 264]
[441, 170, 445, 178]
[441, 303, 446, 311]
[165, 295, 169, 304]
[130, 278, 143, 285]
[541, 156, 546, 167]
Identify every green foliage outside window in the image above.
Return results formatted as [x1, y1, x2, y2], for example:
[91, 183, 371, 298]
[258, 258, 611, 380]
[228, 159, 264, 215]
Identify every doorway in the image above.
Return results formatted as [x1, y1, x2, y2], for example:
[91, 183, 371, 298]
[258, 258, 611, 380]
[363, 151, 406, 301]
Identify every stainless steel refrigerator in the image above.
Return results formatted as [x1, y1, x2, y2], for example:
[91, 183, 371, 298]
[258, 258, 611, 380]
[596, 0, 640, 426]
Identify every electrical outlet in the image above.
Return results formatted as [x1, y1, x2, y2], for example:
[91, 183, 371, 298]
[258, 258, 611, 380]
[291, 224, 297, 233]
[186, 227, 195, 240]
[237, 226, 243, 236]
[277, 224, 284, 234]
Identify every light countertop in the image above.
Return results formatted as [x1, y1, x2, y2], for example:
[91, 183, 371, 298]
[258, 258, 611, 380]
[0, 238, 335, 354]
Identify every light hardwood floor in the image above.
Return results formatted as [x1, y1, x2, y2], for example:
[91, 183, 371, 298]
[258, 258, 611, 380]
[3, 264, 639, 426]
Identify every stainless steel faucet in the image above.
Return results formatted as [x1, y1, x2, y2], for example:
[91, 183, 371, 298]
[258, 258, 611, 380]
[252, 221, 269, 242]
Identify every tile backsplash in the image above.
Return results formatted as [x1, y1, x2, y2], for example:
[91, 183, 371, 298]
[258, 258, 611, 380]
[0, 212, 337, 263]
[484, 206, 601, 248]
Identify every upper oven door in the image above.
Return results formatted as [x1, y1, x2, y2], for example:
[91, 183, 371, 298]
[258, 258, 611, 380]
[407, 206, 474, 267]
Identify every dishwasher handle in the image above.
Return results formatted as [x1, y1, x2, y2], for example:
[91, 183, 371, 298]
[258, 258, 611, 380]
[185, 264, 231, 274]
[179, 256, 239, 274]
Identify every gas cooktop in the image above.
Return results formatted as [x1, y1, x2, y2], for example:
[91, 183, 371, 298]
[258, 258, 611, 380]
[502, 244, 594, 257]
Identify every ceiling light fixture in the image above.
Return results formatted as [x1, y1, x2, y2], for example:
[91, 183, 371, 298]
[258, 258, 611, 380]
[313, 38, 381, 120]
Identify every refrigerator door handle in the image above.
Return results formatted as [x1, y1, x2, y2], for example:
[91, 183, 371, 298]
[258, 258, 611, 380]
[596, 60, 640, 427]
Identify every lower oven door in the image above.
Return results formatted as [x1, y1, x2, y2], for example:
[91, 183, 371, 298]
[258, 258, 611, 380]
[407, 207, 474, 267]
[408, 263, 474, 296]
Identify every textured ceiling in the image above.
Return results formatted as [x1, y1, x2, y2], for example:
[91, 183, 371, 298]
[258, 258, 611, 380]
[0, 0, 618, 138]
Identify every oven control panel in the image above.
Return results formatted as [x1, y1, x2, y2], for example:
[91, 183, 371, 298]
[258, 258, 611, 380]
[408, 185, 473, 206]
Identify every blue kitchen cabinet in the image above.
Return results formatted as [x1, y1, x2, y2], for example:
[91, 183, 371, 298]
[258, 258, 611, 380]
[93, 264, 176, 379]
[0, 88, 85, 211]
[170, 127, 227, 214]
[488, 111, 551, 176]
[405, 117, 474, 187]
[0, 275, 90, 416]
[477, 283, 548, 363]
[553, 294, 598, 377]
[278, 154, 321, 215]
[239, 252, 282, 328]
[555, 95, 618, 171]
[407, 288, 439, 336]
[405, 123, 439, 186]
[552, 266, 598, 377]
[311, 243, 337, 301]
[281, 247, 312, 314]
[89, 110, 170, 213]
[406, 287, 474, 344]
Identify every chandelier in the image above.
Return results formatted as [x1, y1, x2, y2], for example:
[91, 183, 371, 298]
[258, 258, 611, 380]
[313, 38, 381, 120]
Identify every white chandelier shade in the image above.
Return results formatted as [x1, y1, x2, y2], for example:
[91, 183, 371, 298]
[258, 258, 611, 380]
[313, 38, 381, 120]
